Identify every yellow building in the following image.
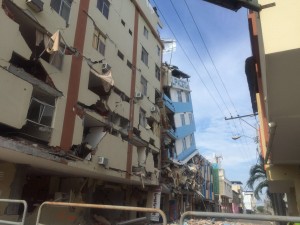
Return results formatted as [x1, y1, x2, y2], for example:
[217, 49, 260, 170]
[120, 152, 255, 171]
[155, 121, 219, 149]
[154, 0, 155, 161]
[0, 0, 163, 223]
[247, 0, 300, 216]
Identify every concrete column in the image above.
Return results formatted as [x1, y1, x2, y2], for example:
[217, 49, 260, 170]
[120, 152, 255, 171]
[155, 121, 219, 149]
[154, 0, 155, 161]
[287, 187, 298, 216]
[295, 179, 300, 215]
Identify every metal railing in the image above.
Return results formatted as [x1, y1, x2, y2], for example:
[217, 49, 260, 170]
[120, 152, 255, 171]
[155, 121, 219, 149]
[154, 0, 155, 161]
[0, 199, 27, 225]
[36, 201, 167, 225]
[179, 211, 300, 224]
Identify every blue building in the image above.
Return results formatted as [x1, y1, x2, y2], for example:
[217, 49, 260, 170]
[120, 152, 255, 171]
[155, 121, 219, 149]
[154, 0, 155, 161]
[161, 64, 198, 165]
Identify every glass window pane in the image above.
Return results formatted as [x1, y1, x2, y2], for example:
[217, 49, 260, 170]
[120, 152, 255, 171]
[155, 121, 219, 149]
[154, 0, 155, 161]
[99, 41, 105, 56]
[27, 100, 43, 123]
[40, 105, 54, 126]
[61, 2, 71, 22]
[50, 0, 61, 14]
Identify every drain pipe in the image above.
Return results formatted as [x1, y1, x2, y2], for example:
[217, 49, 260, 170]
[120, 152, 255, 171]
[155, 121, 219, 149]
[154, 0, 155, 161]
[264, 122, 277, 164]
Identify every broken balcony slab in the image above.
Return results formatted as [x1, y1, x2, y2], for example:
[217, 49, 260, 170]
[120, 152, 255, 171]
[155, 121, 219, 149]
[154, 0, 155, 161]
[8, 64, 62, 97]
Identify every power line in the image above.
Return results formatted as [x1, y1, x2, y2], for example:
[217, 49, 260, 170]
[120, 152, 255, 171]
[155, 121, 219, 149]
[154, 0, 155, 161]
[153, 0, 254, 158]
[169, 0, 234, 119]
[183, 0, 241, 116]
[152, 0, 226, 119]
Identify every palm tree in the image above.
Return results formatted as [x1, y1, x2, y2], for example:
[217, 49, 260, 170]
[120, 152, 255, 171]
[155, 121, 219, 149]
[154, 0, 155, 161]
[247, 154, 286, 216]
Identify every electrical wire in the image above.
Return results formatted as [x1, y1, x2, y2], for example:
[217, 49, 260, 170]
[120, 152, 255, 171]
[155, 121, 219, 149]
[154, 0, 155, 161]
[153, 0, 254, 159]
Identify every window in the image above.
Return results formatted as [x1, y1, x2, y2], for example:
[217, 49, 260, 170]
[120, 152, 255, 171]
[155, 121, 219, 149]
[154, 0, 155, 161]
[143, 26, 149, 39]
[140, 75, 147, 96]
[190, 134, 194, 145]
[139, 108, 146, 128]
[127, 60, 132, 69]
[157, 45, 161, 57]
[186, 92, 190, 102]
[117, 50, 124, 60]
[27, 98, 55, 127]
[92, 29, 106, 56]
[141, 47, 148, 66]
[97, 0, 110, 19]
[50, 0, 72, 22]
[180, 114, 185, 126]
[177, 90, 182, 102]
[155, 64, 160, 81]
[182, 138, 187, 150]
[121, 19, 125, 26]
[189, 113, 193, 124]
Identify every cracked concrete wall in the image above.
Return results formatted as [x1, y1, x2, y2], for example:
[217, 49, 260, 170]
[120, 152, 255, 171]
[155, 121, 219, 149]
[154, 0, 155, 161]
[0, 70, 33, 129]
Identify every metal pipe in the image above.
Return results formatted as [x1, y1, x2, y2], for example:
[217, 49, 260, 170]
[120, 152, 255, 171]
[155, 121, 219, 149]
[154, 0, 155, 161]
[179, 211, 300, 225]
[116, 217, 147, 225]
[36, 202, 167, 225]
[0, 199, 27, 225]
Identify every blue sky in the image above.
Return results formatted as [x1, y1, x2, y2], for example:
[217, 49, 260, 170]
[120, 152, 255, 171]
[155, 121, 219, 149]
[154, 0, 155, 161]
[151, 0, 259, 188]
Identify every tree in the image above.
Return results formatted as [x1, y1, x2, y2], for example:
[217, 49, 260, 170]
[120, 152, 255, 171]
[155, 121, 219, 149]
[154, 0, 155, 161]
[247, 154, 286, 217]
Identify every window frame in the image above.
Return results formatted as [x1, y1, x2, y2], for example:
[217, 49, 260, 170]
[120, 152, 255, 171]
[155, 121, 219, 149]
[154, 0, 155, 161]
[141, 47, 149, 66]
[189, 113, 193, 124]
[140, 75, 148, 96]
[97, 0, 110, 19]
[92, 29, 106, 56]
[50, 0, 72, 22]
[27, 98, 55, 127]
[177, 90, 182, 102]
[180, 114, 185, 126]
[139, 108, 147, 128]
[155, 64, 160, 81]
[143, 26, 149, 39]
[182, 138, 187, 150]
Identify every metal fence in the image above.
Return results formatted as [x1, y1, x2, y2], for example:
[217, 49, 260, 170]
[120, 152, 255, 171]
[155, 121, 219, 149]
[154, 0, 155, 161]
[179, 211, 300, 224]
[0, 199, 27, 225]
[35, 201, 167, 225]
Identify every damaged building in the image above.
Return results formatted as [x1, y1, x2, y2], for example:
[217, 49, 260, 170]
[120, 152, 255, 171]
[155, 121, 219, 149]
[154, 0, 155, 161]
[0, 0, 163, 224]
[159, 64, 215, 221]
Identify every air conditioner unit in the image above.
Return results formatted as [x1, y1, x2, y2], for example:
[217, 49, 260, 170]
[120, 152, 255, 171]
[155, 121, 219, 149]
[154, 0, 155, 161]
[98, 157, 108, 166]
[26, 0, 44, 12]
[150, 106, 156, 112]
[135, 92, 143, 99]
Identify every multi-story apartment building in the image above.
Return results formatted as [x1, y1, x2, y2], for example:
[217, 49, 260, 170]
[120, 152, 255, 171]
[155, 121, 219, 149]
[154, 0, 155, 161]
[213, 165, 233, 213]
[159, 64, 215, 220]
[160, 64, 198, 165]
[0, 0, 163, 223]
[231, 181, 244, 213]
[246, 0, 300, 216]
[243, 191, 256, 214]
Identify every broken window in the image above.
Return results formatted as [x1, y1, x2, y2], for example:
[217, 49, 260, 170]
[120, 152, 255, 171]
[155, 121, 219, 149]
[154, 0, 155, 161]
[140, 75, 147, 96]
[97, 0, 110, 19]
[36, 30, 65, 70]
[141, 47, 148, 66]
[92, 29, 106, 56]
[139, 108, 146, 128]
[50, 0, 72, 22]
